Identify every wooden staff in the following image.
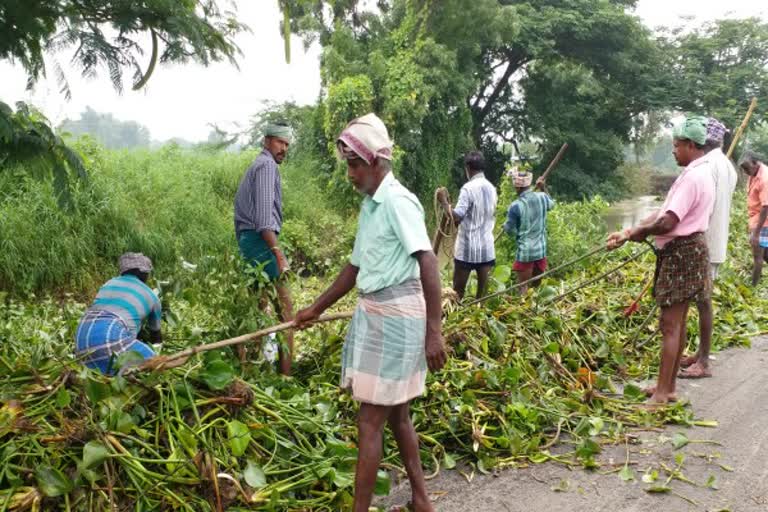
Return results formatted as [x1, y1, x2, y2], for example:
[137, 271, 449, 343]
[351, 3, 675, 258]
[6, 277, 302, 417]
[539, 142, 569, 182]
[132, 312, 354, 373]
[727, 97, 758, 159]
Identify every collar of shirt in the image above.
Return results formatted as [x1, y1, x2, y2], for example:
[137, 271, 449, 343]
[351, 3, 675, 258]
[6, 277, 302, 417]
[370, 171, 397, 204]
[750, 163, 767, 188]
[260, 149, 277, 164]
[468, 172, 485, 182]
[518, 189, 532, 199]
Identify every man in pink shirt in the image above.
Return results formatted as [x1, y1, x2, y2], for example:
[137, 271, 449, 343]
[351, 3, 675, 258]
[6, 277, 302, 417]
[607, 115, 714, 404]
[740, 152, 768, 285]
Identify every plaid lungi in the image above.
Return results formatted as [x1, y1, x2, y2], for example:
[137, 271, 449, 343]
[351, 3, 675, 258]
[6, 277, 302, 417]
[75, 310, 155, 375]
[341, 279, 427, 406]
[653, 233, 712, 308]
[759, 227, 768, 248]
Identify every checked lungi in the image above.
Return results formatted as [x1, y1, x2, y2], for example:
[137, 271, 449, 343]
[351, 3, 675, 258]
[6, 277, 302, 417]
[341, 279, 427, 406]
[653, 232, 712, 308]
[75, 310, 155, 375]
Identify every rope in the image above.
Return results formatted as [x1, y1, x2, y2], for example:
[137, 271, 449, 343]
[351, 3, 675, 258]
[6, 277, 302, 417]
[433, 187, 456, 258]
[462, 244, 609, 308]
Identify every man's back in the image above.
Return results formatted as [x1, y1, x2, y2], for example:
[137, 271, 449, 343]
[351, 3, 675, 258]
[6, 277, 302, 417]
[88, 275, 161, 337]
[504, 190, 554, 263]
[453, 174, 498, 264]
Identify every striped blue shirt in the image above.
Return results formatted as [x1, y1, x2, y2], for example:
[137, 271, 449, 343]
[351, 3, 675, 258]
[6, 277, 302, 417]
[88, 275, 162, 338]
[503, 190, 555, 262]
[234, 150, 283, 238]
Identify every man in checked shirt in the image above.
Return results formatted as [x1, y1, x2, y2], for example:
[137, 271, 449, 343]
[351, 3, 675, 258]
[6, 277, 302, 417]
[233, 123, 294, 375]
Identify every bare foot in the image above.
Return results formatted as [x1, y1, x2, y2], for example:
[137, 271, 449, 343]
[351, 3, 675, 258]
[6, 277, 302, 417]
[643, 386, 677, 402]
[410, 495, 435, 512]
[680, 354, 698, 368]
[645, 393, 676, 407]
[678, 361, 712, 379]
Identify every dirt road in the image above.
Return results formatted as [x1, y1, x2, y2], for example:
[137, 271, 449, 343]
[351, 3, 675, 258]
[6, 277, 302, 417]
[379, 336, 768, 511]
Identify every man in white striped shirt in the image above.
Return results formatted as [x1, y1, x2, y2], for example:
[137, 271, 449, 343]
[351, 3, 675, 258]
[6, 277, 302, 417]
[438, 151, 498, 299]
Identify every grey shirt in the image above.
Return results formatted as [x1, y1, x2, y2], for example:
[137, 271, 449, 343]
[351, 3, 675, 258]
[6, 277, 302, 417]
[234, 150, 283, 238]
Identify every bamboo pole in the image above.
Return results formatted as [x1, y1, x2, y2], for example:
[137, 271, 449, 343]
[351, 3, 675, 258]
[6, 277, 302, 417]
[540, 143, 569, 181]
[726, 97, 758, 159]
[134, 312, 353, 372]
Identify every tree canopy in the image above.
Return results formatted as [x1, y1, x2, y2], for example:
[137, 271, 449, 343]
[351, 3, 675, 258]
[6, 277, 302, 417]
[1, 0, 246, 202]
[281, 0, 671, 200]
[1, 0, 245, 94]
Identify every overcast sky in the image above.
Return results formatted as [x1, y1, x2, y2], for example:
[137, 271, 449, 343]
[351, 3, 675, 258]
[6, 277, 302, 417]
[0, 0, 765, 142]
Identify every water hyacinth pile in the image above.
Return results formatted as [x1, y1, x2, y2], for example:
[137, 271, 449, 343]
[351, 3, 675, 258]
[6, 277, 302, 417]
[1, 234, 765, 511]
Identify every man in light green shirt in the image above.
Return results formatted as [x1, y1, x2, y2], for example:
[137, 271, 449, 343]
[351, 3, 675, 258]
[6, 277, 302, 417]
[350, 171, 430, 292]
[295, 113, 446, 512]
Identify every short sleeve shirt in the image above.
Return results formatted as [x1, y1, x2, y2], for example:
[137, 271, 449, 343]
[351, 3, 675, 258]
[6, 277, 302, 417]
[655, 156, 715, 249]
[351, 172, 432, 293]
[88, 274, 162, 338]
[502, 190, 555, 263]
[453, 173, 498, 263]
[748, 163, 768, 231]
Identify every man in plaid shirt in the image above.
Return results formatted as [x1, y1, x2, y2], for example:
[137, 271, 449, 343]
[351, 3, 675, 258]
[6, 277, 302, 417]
[502, 169, 555, 294]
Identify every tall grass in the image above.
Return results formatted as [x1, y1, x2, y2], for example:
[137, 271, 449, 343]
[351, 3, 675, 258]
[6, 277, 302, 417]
[0, 140, 355, 295]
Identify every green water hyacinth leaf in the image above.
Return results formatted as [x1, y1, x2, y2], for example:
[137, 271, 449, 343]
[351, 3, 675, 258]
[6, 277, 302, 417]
[645, 485, 671, 493]
[623, 383, 645, 400]
[36, 466, 73, 497]
[443, 452, 457, 470]
[487, 317, 507, 345]
[705, 475, 719, 489]
[537, 286, 557, 302]
[333, 468, 354, 489]
[642, 469, 658, 483]
[82, 441, 109, 469]
[374, 469, 391, 495]
[200, 359, 235, 390]
[618, 465, 634, 482]
[55, 387, 71, 408]
[671, 432, 689, 449]
[227, 420, 251, 456]
[492, 264, 511, 283]
[85, 378, 111, 403]
[588, 417, 604, 436]
[244, 460, 266, 488]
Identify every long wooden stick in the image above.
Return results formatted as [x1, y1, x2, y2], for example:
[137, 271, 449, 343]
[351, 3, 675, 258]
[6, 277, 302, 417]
[134, 312, 353, 372]
[727, 97, 758, 159]
[540, 143, 569, 181]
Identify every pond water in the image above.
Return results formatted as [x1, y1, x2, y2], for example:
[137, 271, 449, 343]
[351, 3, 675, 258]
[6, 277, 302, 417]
[602, 195, 662, 232]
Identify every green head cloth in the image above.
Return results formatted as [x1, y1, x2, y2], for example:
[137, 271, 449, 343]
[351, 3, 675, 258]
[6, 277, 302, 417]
[672, 115, 708, 146]
[263, 123, 293, 143]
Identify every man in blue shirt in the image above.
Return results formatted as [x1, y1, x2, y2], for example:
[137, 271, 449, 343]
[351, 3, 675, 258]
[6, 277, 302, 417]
[503, 169, 554, 294]
[234, 123, 295, 374]
[75, 253, 162, 374]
